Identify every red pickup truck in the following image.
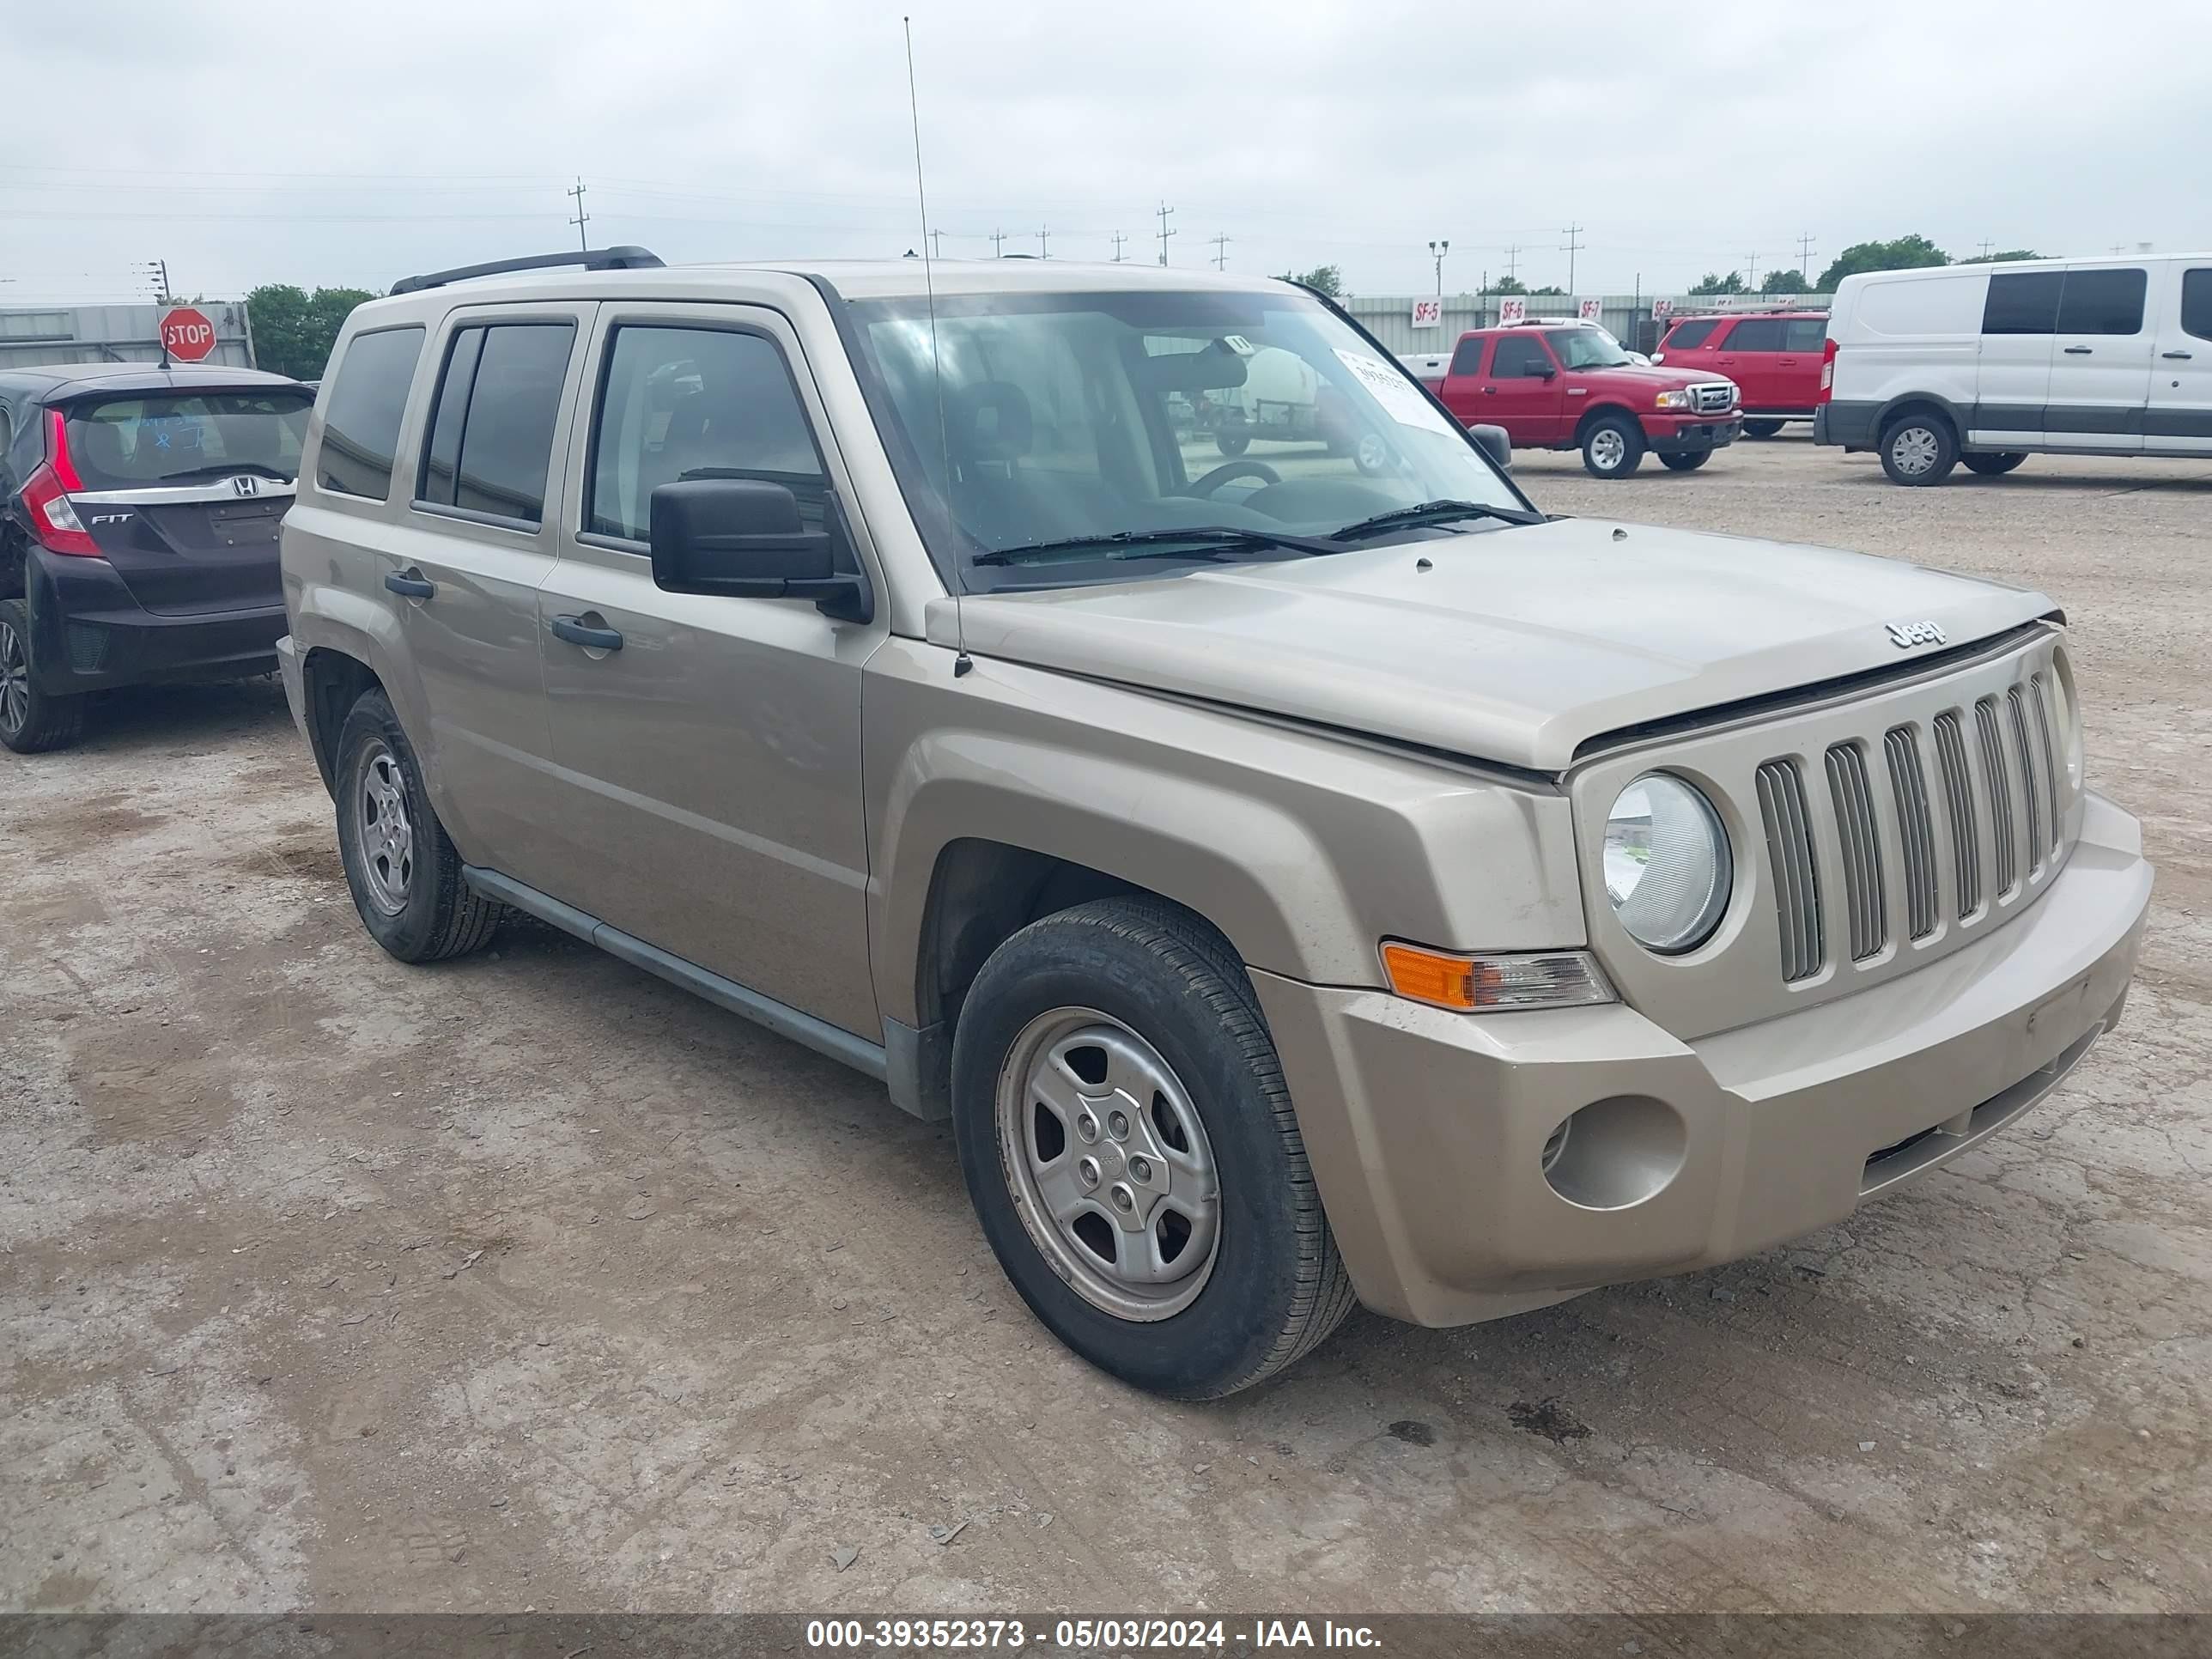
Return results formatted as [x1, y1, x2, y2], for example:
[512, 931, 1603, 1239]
[1653, 310, 1828, 436]
[1430, 322, 1742, 477]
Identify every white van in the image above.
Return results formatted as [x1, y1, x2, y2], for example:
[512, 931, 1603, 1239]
[1814, 253, 2211, 483]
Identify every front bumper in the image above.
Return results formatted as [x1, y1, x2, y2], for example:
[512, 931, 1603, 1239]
[26, 549, 285, 695]
[1643, 414, 1741, 453]
[1252, 791, 2151, 1327]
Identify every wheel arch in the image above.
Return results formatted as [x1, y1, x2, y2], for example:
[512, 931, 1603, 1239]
[299, 646, 386, 793]
[1874, 392, 1965, 441]
[1573, 400, 1642, 444]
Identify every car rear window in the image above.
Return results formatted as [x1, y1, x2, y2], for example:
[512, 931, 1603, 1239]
[1784, 318, 1828, 353]
[2056, 268, 2147, 336]
[1723, 319, 1786, 351]
[1661, 319, 1717, 350]
[61, 390, 312, 490]
[416, 322, 575, 526]
[319, 325, 424, 501]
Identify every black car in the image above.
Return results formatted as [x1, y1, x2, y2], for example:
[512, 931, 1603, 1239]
[0, 362, 313, 751]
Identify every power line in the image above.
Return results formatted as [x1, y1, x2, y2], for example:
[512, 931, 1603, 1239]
[566, 178, 589, 251]
[1209, 231, 1231, 270]
[1156, 201, 1176, 266]
[1560, 222, 1585, 292]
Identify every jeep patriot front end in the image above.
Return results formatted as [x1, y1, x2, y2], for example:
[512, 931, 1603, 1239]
[279, 250, 2148, 1395]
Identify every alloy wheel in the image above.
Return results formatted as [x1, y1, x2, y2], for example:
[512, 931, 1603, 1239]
[0, 619, 27, 738]
[355, 741, 416, 915]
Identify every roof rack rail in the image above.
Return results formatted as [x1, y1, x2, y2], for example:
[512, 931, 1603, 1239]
[389, 246, 665, 296]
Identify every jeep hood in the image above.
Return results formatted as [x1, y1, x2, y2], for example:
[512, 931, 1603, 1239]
[925, 519, 2055, 773]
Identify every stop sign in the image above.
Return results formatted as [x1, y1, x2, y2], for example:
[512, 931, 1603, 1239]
[159, 306, 217, 362]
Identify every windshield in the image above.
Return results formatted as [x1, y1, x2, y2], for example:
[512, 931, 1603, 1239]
[62, 390, 313, 489]
[850, 288, 1526, 588]
[1546, 328, 1632, 370]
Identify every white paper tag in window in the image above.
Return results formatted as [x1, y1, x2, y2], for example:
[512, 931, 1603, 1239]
[1332, 348, 1456, 435]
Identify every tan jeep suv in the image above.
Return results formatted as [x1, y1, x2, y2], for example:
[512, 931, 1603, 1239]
[278, 247, 2151, 1398]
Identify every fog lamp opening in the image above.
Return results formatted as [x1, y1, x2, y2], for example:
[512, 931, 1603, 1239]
[1541, 1095, 1687, 1211]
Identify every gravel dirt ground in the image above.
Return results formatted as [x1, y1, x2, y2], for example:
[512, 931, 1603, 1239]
[3, 438, 2208, 1616]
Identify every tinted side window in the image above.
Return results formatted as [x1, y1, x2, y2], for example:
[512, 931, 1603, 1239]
[1982, 271, 2063, 336]
[2057, 269, 2147, 336]
[2185, 269, 2212, 343]
[416, 322, 574, 525]
[588, 325, 827, 544]
[1784, 318, 1828, 353]
[1448, 336, 1487, 377]
[318, 326, 424, 500]
[1491, 336, 1554, 378]
[1723, 319, 1786, 352]
[1662, 319, 1717, 350]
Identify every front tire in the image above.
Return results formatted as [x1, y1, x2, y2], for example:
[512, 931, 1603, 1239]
[951, 897, 1355, 1399]
[1879, 411, 1958, 485]
[332, 689, 502, 963]
[1963, 451, 2027, 477]
[1581, 414, 1646, 478]
[0, 598, 86, 754]
[1658, 451, 1711, 472]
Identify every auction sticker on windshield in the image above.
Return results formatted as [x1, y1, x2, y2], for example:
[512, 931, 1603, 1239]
[1332, 348, 1457, 435]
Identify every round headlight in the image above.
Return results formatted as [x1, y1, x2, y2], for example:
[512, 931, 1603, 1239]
[1603, 774, 1731, 953]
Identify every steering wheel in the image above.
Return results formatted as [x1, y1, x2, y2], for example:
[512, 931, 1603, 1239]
[1183, 459, 1281, 497]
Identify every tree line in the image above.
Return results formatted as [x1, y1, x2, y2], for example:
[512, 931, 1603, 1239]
[1689, 234, 2045, 297]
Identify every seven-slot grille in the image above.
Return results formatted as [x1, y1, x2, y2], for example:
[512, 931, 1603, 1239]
[1757, 672, 2069, 984]
[1691, 383, 1736, 415]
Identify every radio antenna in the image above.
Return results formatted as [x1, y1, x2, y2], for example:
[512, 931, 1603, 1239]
[903, 15, 969, 677]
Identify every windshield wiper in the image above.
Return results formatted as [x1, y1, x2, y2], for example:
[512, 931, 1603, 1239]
[970, 526, 1345, 568]
[154, 462, 294, 484]
[1329, 499, 1543, 542]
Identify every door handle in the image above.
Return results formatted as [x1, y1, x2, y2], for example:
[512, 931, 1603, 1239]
[384, 570, 434, 599]
[2063, 345, 2094, 355]
[550, 614, 623, 652]
[1480, 385, 1498, 394]
[2164, 349, 2195, 360]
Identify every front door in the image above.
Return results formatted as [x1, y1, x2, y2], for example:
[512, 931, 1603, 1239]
[533, 304, 883, 1039]
[2147, 264, 2212, 456]
[1482, 333, 1567, 444]
[2044, 264, 2154, 453]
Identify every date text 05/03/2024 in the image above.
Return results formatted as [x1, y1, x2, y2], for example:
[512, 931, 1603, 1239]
[805, 1617, 1382, 1650]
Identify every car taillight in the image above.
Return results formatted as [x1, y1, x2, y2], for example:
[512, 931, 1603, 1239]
[21, 409, 100, 556]
[1816, 337, 1838, 404]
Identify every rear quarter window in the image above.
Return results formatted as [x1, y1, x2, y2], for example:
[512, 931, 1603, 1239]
[318, 325, 426, 501]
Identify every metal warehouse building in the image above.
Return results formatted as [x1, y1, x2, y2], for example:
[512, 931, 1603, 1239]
[1, 301, 256, 372]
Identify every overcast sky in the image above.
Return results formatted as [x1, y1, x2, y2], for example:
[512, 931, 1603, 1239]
[4, 0, 2207, 305]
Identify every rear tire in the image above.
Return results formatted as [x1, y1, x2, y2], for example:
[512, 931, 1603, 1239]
[0, 598, 86, 755]
[1879, 410, 1958, 485]
[951, 896, 1356, 1399]
[1215, 418, 1251, 458]
[332, 689, 502, 963]
[1742, 419, 1784, 439]
[1963, 451, 2027, 477]
[1658, 451, 1711, 472]
[1580, 414, 1645, 478]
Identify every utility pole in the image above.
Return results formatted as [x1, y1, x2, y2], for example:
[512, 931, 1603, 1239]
[1428, 238, 1449, 298]
[1110, 231, 1128, 263]
[1745, 251, 1759, 289]
[1976, 239, 1994, 260]
[143, 260, 171, 303]
[1560, 222, 1584, 293]
[1503, 244, 1522, 285]
[1037, 224, 1051, 259]
[566, 178, 590, 251]
[989, 228, 1006, 258]
[1797, 232, 1817, 279]
[931, 229, 945, 259]
[1210, 232, 1231, 270]
[1156, 201, 1176, 266]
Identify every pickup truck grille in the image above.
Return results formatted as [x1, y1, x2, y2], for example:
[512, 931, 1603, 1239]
[1756, 670, 2069, 983]
[1690, 383, 1736, 415]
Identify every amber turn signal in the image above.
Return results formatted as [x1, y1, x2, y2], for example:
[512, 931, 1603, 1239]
[1381, 942, 1615, 1013]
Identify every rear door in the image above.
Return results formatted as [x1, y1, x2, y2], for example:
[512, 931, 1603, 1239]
[2045, 264, 2154, 452]
[2146, 263, 2212, 455]
[1972, 269, 2060, 447]
[55, 386, 313, 613]
[1481, 333, 1567, 443]
[1773, 317, 1828, 412]
[1711, 318, 1785, 410]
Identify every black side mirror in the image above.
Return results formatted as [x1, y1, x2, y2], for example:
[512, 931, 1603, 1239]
[648, 477, 872, 624]
[1469, 423, 1512, 471]
[1532, 363, 1559, 381]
